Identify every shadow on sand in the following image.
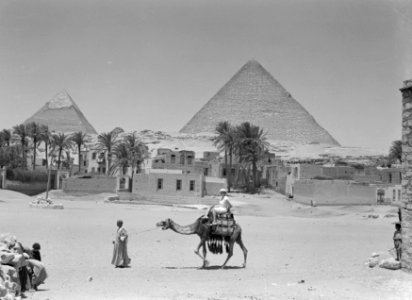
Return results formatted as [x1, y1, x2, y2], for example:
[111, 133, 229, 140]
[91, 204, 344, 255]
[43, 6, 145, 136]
[163, 265, 244, 270]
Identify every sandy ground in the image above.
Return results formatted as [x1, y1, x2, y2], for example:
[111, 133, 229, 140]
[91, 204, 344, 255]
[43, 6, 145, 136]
[0, 189, 411, 300]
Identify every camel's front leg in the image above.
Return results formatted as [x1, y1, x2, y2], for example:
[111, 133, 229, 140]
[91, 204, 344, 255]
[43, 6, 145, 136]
[194, 240, 208, 267]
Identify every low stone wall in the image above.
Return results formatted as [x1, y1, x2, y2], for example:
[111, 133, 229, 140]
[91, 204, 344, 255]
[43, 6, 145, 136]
[62, 176, 116, 193]
[294, 180, 376, 206]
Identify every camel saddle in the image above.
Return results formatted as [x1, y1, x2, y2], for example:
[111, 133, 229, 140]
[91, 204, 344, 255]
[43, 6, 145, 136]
[212, 212, 235, 236]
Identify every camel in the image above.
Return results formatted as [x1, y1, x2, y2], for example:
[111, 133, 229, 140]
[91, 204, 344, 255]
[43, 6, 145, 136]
[156, 217, 248, 269]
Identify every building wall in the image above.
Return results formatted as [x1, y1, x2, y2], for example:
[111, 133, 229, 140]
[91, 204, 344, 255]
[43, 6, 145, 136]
[376, 184, 402, 204]
[132, 173, 204, 197]
[62, 176, 116, 193]
[322, 166, 355, 179]
[204, 176, 226, 195]
[294, 180, 376, 206]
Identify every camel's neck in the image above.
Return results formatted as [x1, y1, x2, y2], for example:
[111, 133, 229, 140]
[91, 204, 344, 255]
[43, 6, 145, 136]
[169, 219, 198, 235]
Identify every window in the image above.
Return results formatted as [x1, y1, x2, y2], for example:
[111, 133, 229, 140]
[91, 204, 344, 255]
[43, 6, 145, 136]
[204, 168, 209, 176]
[398, 190, 401, 201]
[83, 161, 87, 166]
[180, 155, 185, 165]
[102, 167, 106, 174]
[171, 155, 176, 164]
[223, 168, 227, 177]
[92, 152, 97, 160]
[42, 159, 47, 166]
[91, 167, 95, 173]
[176, 179, 182, 191]
[393, 189, 396, 201]
[189, 180, 195, 191]
[187, 156, 193, 165]
[157, 178, 163, 190]
[389, 173, 392, 183]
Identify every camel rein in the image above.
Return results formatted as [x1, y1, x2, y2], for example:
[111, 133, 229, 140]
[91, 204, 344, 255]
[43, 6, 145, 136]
[130, 227, 159, 235]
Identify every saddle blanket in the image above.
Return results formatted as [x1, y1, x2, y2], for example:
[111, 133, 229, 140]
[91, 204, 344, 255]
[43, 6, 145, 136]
[213, 213, 235, 236]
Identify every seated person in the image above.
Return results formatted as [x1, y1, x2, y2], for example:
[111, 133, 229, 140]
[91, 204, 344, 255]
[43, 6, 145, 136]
[205, 188, 232, 225]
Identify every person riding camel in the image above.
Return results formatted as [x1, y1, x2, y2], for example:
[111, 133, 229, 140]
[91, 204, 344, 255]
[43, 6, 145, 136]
[205, 188, 232, 225]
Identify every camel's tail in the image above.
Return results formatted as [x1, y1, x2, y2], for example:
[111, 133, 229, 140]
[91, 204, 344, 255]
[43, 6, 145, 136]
[207, 235, 230, 254]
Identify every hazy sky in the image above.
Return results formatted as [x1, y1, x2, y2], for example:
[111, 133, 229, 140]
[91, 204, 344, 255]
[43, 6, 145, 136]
[0, 0, 411, 152]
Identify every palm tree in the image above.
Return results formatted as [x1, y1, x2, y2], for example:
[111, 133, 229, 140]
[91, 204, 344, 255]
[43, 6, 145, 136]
[26, 122, 43, 170]
[389, 140, 402, 164]
[110, 132, 149, 177]
[233, 122, 269, 193]
[96, 127, 124, 175]
[213, 121, 235, 192]
[0, 129, 12, 147]
[39, 125, 51, 169]
[71, 131, 90, 173]
[51, 132, 73, 169]
[12, 124, 29, 169]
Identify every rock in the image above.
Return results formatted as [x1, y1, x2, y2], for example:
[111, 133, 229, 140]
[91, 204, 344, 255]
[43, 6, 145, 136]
[368, 214, 379, 219]
[106, 195, 119, 201]
[379, 258, 401, 270]
[371, 252, 380, 258]
[88, 276, 93, 282]
[368, 257, 379, 268]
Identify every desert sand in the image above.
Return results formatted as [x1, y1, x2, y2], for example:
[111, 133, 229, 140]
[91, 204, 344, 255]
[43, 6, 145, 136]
[0, 189, 411, 300]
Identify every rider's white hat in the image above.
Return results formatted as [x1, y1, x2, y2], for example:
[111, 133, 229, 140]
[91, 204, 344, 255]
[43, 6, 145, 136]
[219, 188, 227, 193]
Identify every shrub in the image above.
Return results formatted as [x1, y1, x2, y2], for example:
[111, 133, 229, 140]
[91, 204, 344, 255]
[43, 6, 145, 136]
[312, 176, 333, 180]
[6, 168, 48, 183]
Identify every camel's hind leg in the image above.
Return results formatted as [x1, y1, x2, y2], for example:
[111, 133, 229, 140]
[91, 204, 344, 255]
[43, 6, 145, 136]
[221, 241, 234, 269]
[236, 234, 248, 268]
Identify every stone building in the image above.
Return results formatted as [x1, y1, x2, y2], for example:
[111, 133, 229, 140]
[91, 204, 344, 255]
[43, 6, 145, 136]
[400, 79, 412, 271]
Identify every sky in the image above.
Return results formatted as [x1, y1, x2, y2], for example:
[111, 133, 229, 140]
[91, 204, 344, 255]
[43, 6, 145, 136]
[0, 0, 411, 152]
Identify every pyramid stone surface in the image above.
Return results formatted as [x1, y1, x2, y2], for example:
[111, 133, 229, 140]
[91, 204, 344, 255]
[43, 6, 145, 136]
[180, 60, 339, 146]
[24, 91, 98, 134]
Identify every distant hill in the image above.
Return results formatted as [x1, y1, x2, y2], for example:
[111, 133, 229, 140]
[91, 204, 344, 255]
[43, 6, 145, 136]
[180, 60, 339, 146]
[135, 130, 384, 161]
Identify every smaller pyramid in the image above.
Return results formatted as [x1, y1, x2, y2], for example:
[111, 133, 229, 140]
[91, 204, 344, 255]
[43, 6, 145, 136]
[24, 91, 97, 134]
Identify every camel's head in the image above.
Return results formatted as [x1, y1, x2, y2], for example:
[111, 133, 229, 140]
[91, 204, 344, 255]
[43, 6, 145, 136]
[156, 218, 172, 230]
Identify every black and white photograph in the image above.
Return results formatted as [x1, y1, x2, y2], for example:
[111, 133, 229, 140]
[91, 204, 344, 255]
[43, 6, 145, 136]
[0, 0, 412, 299]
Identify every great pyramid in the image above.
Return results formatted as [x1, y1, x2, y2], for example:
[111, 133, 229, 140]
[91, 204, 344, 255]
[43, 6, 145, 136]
[180, 60, 339, 146]
[24, 90, 98, 134]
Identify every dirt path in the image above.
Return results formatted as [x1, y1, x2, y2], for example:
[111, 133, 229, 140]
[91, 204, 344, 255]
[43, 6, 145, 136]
[0, 190, 411, 299]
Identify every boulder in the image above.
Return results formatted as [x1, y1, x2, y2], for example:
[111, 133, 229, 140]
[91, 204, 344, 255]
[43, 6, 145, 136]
[379, 258, 401, 270]
[368, 257, 379, 268]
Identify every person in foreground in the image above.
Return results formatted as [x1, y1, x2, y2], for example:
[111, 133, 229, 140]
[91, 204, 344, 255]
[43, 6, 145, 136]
[111, 219, 131, 268]
[393, 222, 402, 261]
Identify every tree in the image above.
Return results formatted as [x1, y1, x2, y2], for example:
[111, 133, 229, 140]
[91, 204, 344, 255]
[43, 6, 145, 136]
[26, 122, 43, 170]
[110, 132, 149, 176]
[213, 121, 235, 192]
[97, 127, 124, 175]
[12, 124, 29, 169]
[71, 131, 90, 173]
[0, 129, 12, 147]
[51, 132, 73, 169]
[233, 122, 269, 193]
[389, 140, 402, 164]
[39, 125, 51, 169]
